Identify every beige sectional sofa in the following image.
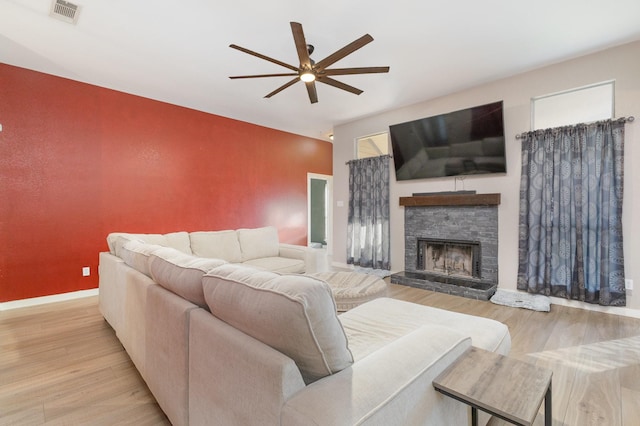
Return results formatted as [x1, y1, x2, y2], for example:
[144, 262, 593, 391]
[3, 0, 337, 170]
[106, 226, 317, 274]
[98, 227, 511, 425]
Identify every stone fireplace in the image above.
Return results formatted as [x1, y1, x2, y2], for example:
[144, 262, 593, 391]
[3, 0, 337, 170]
[391, 193, 500, 300]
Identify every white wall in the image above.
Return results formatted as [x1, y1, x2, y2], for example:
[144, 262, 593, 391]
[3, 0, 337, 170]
[332, 41, 640, 312]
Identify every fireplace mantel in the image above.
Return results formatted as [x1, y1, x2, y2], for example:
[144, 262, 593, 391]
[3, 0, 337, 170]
[399, 193, 501, 207]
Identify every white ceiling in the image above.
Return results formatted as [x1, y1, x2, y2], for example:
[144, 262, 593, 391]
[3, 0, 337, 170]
[2, 0, 639, 140]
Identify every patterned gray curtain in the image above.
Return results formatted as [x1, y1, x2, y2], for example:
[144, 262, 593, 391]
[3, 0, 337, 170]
[347, 155, 391, 270]
[517, 119, 626, 306]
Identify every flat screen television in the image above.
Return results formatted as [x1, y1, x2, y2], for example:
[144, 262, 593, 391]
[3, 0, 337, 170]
[389, 101, 506, 181]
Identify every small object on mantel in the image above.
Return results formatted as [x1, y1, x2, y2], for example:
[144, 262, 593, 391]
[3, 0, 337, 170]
[399, 193, 501, 207]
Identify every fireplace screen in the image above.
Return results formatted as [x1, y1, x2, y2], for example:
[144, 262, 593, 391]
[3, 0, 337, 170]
[417, 239, 481, 278]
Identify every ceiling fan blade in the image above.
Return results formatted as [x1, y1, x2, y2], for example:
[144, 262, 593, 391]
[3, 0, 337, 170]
[229, 44, 299, 72]
[291, 22, 311, 69]
[264, 78, 299, 98]
[322, 66, 390, 76]
[314, 34, 374, 71]
[229, 73, 299, 79]
[305, 81, 318, 104]
[317, 76, 363, 95]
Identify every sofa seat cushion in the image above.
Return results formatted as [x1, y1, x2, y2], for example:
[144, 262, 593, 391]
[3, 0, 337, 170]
[149, 247, 227, 308]
[190, 230, 242, 263]
[242, 257, 305, 274]
[119, 240, 164, 277]
[202, 264, 353, 384]
[237, 226, 279, 262]
[108, 231, 192, 255]
[339, 297, 511, 361]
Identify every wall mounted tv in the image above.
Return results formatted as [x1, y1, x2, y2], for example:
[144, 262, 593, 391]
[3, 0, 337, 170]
[389, 101, 506, 181]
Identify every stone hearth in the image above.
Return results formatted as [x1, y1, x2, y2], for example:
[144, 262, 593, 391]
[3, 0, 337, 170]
[391, 193, 500, 301]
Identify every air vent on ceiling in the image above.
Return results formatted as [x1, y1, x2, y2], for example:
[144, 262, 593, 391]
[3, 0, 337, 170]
[50, 0, 81, 25]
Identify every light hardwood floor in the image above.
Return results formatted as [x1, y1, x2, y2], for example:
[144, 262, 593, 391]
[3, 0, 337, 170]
[1, 284, 639, 425]
[0, 296, 170, 425]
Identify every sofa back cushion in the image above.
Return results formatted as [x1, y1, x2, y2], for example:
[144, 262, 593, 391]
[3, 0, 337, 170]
[119, 240, 164, 277]
[107, 231, 192, 255]
[190, 231, 242, 263]
[237, 226, 280, 262]
[202, 264, 353, 384]
[149, 247, 227, 308]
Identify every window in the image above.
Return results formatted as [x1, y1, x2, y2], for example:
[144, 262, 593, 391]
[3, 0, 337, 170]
[531, 80, 614, 130]
[356, 132, 389, 159]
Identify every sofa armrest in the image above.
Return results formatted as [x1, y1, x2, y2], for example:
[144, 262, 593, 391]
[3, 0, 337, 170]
[279, 243, 323, 273]
[281, 325, 472, 426]
[278, 243, 306, 260]
[189, 309, 306, 426]
[279, 244, 328, 273]
[145, 284, 199, 426]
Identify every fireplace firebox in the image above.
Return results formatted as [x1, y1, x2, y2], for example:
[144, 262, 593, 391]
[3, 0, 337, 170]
[417, 238, 481, 279]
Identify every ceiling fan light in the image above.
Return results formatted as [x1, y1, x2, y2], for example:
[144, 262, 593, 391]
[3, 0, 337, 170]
[300, 72, 315, 82]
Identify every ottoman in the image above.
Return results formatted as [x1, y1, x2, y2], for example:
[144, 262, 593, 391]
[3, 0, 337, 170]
[310, 271, 388, 311]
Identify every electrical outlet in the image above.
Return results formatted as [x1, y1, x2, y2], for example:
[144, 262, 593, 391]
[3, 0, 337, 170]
[82, 266, 90, 277]
[625, 279, 633, 290]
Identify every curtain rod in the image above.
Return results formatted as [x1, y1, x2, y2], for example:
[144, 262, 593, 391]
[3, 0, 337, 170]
[345, 154, 392, 165]
[515, 116, 635, 139]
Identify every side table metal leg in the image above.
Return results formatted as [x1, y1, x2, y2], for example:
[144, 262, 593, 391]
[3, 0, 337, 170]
[544, 380, 552, 426]
[472, 406, 478, 426]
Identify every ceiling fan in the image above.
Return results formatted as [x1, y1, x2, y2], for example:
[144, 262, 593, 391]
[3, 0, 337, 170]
[229, 22, 390, 104]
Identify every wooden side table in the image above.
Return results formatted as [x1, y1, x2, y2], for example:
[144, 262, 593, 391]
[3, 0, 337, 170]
[433, 347, 552, 426]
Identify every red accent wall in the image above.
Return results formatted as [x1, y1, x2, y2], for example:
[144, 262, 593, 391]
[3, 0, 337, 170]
[0, 63, 332, 302]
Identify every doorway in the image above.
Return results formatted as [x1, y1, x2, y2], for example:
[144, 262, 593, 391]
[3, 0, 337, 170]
[307, 173, 332, 253]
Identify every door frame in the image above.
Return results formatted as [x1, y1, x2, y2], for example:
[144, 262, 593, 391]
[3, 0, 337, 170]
[307, 173, 333, 255]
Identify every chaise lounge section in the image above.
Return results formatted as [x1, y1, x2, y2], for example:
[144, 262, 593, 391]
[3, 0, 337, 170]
[98, 228, 511, 425]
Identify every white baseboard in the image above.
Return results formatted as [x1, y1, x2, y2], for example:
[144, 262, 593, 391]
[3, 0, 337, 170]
[0, 288, 99, 311]
[548, 294, 640, 319]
